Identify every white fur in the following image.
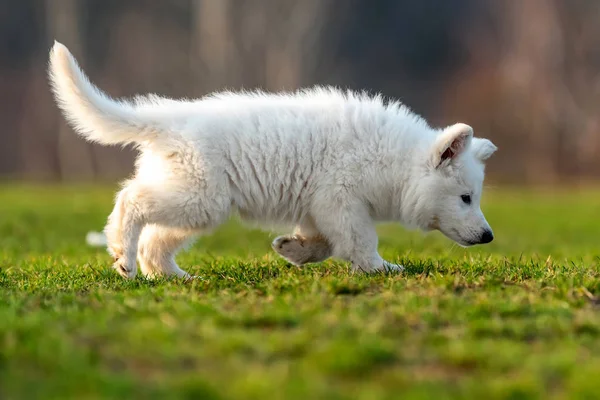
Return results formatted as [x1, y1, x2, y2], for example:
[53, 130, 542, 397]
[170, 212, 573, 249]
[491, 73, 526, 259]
[49, 41, 497, 279]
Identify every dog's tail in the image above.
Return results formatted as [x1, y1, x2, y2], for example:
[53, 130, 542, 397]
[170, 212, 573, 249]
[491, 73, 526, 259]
[48, 41, 166, 147]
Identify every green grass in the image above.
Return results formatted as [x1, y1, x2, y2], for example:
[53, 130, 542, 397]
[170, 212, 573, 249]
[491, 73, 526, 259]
[1, 184, 600, 399]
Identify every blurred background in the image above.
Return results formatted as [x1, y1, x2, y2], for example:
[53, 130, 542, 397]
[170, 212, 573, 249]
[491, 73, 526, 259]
[2, 0, 600, 185]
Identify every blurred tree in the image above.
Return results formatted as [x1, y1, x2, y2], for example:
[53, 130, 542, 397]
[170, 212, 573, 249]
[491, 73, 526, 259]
[46, 0, 96, 180]
[0, 0, 598, 183]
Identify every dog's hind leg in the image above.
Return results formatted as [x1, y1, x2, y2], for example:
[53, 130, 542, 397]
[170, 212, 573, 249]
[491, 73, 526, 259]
[104, 187, 133, 277]
[271, 218, 332, 266]
[137, 225, 198, 279]
[105, 180, 231, 279]
[104, 186, 145, 279]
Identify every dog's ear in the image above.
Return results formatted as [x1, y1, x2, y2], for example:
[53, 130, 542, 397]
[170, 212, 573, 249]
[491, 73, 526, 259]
[431, 123, 473, 168]
[471, 137, 497, 162]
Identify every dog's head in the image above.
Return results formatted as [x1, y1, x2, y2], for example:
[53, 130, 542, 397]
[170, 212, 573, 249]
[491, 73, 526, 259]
[417, 123, 497, 246]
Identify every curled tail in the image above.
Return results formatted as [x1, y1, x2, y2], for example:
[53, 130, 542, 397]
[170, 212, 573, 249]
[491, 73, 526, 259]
[48, 41, 163, 147]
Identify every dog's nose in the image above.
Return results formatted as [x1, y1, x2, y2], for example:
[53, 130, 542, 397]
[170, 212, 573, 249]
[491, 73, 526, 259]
[479, 230, 494, 244]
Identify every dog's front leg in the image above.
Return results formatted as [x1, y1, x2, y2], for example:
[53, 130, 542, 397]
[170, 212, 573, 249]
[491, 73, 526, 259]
[313, 201, 403, 274]
[271, 234, 332, 266]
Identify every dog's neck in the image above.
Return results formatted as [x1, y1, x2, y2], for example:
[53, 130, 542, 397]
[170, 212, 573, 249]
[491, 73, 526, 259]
[357, 142, 431, 228]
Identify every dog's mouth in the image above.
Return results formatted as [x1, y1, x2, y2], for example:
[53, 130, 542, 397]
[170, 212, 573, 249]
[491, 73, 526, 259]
[450, 237, 475, 248]
[441, 228, 476, 248]
[431, 223, 479, 247]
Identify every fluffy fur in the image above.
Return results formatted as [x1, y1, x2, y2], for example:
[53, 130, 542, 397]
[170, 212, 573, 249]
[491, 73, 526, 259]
[48, 41, 497, 279]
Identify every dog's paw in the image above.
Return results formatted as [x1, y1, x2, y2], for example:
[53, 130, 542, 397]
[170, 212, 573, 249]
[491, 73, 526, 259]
[271, 235, 292, 249]
[382, 262, 404, 274]
[272, 235, 304, 265]
[353, 261, 404, 274]
[273, 234, 332, 266]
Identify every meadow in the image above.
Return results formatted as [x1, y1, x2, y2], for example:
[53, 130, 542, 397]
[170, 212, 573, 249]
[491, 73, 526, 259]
[1, 184, 600, 399]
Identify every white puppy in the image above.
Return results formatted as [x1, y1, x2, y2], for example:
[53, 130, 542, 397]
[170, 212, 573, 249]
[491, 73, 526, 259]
[48, 42, 497, 279]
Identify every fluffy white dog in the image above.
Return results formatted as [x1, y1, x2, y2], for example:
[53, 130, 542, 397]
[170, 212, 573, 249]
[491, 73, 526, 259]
[49, 41, 497, 279]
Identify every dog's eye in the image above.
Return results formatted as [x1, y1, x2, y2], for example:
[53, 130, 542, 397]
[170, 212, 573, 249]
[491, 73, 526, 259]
[461, 194, 472, 205]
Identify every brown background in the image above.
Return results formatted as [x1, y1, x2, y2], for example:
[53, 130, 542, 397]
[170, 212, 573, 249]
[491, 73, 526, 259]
[2, 0, 599, 184]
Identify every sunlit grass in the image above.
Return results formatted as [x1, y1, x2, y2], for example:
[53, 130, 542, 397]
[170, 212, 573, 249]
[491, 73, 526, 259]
[1, 184, 599, 399]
